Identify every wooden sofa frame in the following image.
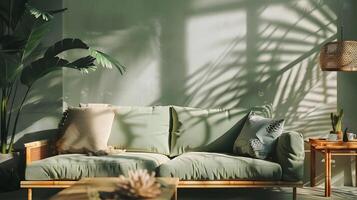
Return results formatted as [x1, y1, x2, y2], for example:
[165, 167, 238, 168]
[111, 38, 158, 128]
[20, 140, 303, 200]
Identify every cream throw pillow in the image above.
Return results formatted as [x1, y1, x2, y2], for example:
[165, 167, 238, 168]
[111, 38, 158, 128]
[56, 107, 115, 154]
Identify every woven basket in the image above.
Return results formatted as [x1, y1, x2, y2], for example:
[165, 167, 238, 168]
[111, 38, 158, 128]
[320, 41, 357, 71]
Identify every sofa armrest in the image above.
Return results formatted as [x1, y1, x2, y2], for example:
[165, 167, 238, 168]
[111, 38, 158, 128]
[24, 140, 53, 165]
[273, 131, 305, 181]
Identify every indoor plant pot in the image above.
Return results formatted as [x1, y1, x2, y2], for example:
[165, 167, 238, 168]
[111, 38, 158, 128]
[336, 130, 343, 140]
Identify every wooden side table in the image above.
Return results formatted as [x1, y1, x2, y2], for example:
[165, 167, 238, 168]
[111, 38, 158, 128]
[309, 138, 357, 197]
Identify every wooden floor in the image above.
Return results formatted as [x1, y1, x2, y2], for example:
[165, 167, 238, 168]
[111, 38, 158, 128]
[180, 186, 357, 200]
[0, 186, 356, 200]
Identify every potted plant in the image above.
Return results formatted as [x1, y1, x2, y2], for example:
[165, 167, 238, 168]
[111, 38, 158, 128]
[329, 108, 344, 141]
[0, 1, 124, 190]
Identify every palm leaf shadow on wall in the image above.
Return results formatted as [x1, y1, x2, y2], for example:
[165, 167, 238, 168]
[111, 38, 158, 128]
[150, 0, 338, 139]
[62, 0, 338, 139]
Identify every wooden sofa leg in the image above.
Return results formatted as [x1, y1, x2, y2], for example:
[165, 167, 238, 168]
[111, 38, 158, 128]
[171, 187, 177, 200]
[28, 188, 32, 200]
[293, 187, 297, 200]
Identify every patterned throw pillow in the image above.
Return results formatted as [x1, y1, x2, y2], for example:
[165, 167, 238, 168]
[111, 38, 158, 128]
[233, 112, 284, 159]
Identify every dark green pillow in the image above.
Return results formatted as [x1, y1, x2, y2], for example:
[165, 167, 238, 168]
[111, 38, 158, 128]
[233, 112, 284, 159]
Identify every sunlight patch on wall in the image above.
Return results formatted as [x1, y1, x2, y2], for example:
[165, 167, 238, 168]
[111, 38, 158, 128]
[184, 9, 247, 108]
[183, 0, 337, 138]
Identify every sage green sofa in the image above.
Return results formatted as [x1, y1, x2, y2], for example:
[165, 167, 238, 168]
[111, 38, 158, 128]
[22, 105, 304, 199]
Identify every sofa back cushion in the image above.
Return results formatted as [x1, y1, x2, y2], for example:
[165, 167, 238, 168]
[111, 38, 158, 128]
[169, 106, 248, 156]
[108, 106, 171, 155]
[170, 105, 273, 157]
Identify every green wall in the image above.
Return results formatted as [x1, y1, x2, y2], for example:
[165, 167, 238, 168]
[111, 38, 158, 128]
[63, 0, 337, 139]
[338, 0, 357, 134]
[335, 0, 357, 187]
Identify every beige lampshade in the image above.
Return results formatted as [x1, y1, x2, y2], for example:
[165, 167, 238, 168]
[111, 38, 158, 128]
[320, 41, 357, 71]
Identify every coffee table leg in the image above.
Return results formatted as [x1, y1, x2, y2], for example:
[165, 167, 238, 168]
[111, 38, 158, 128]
[325, 150, 331, 197]
[310, 145, 316, 187]
[355, 155, 357, 187]
[28, 188, 32, 200]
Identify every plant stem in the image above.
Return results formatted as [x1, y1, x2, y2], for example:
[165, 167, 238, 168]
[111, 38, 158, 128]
[8, 0, 12, 35]
[1, 89, 4, 153]
[1, 88, 8, 153]
[7, 86, 31, 153]
[6, 80, 18, 134]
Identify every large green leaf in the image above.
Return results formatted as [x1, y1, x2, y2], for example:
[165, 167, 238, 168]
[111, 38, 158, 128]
[44, 38, 89, 58]
[20, 55, 98, 87]
[20, 57, 68, 87]
[0, 53, 21, 88]
[89, 48, 125, 74]
[21, 20, 51, 61]
[26, 3, 53, 21]
[67, 55, 96, 71]
[26, 4, 67, 21]
[48, 8, 68, 15]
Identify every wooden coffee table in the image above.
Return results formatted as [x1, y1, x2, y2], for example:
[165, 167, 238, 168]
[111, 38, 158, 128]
[50, 177, 179, 200]
[309, 138, 357, 197]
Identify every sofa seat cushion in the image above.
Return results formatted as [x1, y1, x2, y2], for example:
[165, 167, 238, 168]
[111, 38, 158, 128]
[157, 152, 282, 181]
[25, 153, 170, 180]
